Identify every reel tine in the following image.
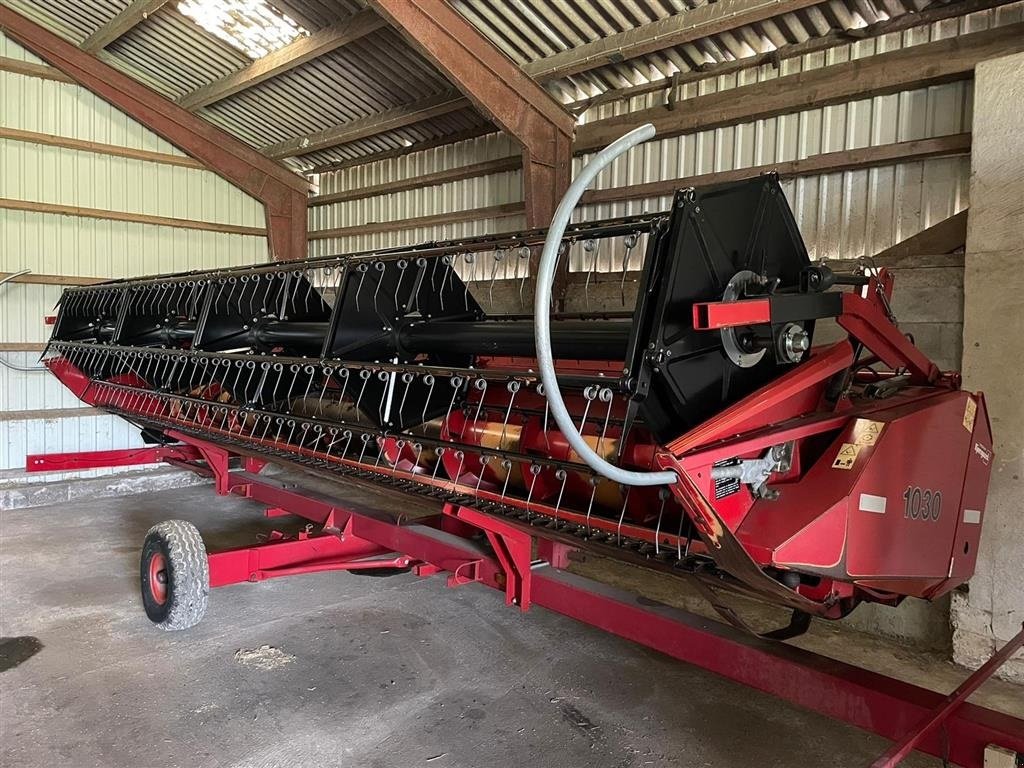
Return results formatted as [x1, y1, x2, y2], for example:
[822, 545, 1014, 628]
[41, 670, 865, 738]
[420, 374, 435, 425]
[372, 261, 385, 313]
[616, 486, 631, 545]
[595, 387, 615, 456]
[393, 259, 407, 310]
[579, 385, 598, 434]
[498, 380, 520, 447]
[553, 469, 567, 525]
[517, 246, 530, 308]
[443, 376, 464, 427]
[462, 252, 474, 311]
[537, 383, 551, 451]
[654, 487, 669, 556]
[583, 237, 598, 311]
[354, 263, 368, 311]
[488, 249, 504, 309]
[621, 232, 638, 306]
[584, 476, 599, 535]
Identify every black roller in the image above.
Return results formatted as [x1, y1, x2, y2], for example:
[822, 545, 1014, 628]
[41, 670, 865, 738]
[399, 320, 631, 360]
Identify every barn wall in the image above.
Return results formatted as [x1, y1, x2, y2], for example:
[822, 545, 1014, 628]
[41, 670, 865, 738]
[0, 32, 267, 479]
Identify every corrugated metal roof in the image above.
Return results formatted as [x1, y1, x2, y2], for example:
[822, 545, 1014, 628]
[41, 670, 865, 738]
[24, 0, 130, 42]
[200, 28, 455, 148]
[450, 0, 932, 102]
[5, 0, 981, 173]
[108, 6, 251, 98]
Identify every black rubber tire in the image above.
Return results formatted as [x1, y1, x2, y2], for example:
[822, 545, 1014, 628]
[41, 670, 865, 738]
[140, 520, 209, 631]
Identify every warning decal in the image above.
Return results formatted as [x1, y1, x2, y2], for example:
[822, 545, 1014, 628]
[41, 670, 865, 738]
[853, 419, 884, 446]
[963, 397, 977, 433]
[832, 442, 861, 470]
[712, 458, 741, 499]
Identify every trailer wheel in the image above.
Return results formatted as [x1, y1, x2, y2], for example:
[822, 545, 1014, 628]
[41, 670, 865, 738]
[140, 520, 209, 630]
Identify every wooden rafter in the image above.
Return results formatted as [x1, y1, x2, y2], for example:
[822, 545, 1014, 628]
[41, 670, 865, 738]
[0, 127, 204, 169]
[581, 134, 972, 205]
[81, 0, 171, 53]
[262, 93, 472, 160]
[523, 0, 825, 82]
[308, 126, 498, 175]
[177, 10, 386, 110]
[566, 0, 1021, 113]
[368, 0, 575, 234]
[309, 157, 521, 207]
[308, 202, 524, 240]
[872, 210, 969, 260]
[576, 23, 1024, 152]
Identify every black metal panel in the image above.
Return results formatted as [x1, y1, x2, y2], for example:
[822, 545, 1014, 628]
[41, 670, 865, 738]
[627, 174, 813, 442]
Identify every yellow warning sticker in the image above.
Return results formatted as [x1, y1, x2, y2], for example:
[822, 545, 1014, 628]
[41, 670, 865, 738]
[853, 419, 884, 447]
[963, 397, 977, 433]
[832, 442, 861, 470]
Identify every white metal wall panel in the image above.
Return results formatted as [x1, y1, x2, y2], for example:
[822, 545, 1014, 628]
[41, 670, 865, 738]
[309, 133, 529, 280]
[0, 33, 268, 472]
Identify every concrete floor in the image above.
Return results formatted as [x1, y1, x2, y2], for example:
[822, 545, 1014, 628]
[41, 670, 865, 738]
[0, 484, 981, 768]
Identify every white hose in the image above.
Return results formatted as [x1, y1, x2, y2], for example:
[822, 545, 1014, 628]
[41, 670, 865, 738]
[533, 124, 677, 487]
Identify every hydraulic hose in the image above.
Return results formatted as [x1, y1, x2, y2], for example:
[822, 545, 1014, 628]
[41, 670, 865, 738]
[533, 124, 677, 487]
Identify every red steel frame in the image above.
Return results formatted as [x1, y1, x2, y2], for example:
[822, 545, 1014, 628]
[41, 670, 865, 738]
[45, 428, 1022, 767]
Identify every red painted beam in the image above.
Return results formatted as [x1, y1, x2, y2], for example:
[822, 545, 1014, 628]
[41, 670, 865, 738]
[25, 445, 201, 472]
[0, 5, 311, 261]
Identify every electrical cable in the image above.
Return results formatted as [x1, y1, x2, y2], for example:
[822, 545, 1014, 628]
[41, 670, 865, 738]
[0, 270, 49, 373]
[533, 123, 677, 487]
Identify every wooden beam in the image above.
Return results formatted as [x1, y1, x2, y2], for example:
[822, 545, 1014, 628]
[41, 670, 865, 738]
[576, 23, 1024, 152]
[0, 6, 311, 260]
[581, 134, 972, 205]
[525, 0, 823, 82]
[177, 10, 386, 110]
[0, 272, 107, 286]
[263, 94, 472, 160]
[0, 198, 267, 236]
[0, 54, 76, 83]
[81, 0, 171, 53]
[872, 210, 969, 259]
[308, 202, 524, 240]
[0, 342, 49, 352]
[368, 0, 574, 232]
[309, 157, 521, 207]
[0, 127, 204, 169]
[568, 0, 1019, 113]
[307, 126, 498, 175]
[0, 407, 99, 422]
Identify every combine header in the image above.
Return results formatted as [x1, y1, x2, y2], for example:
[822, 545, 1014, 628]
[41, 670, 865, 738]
[38, 127, 1021, 766]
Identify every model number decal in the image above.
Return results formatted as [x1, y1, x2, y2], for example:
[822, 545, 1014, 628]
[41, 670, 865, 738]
[902, 486, 941, 521]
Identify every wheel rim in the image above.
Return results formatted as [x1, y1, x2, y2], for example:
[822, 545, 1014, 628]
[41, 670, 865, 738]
[148, 552, 168, 605]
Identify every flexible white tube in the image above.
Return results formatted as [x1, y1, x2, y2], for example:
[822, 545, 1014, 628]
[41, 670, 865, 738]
[533, 123, 677, 486]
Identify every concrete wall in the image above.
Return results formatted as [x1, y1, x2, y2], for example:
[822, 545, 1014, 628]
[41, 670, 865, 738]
[952, 50, 1024, 682]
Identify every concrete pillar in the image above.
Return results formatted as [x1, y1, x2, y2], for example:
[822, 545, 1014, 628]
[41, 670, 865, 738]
[952, 50, 1024, 682]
